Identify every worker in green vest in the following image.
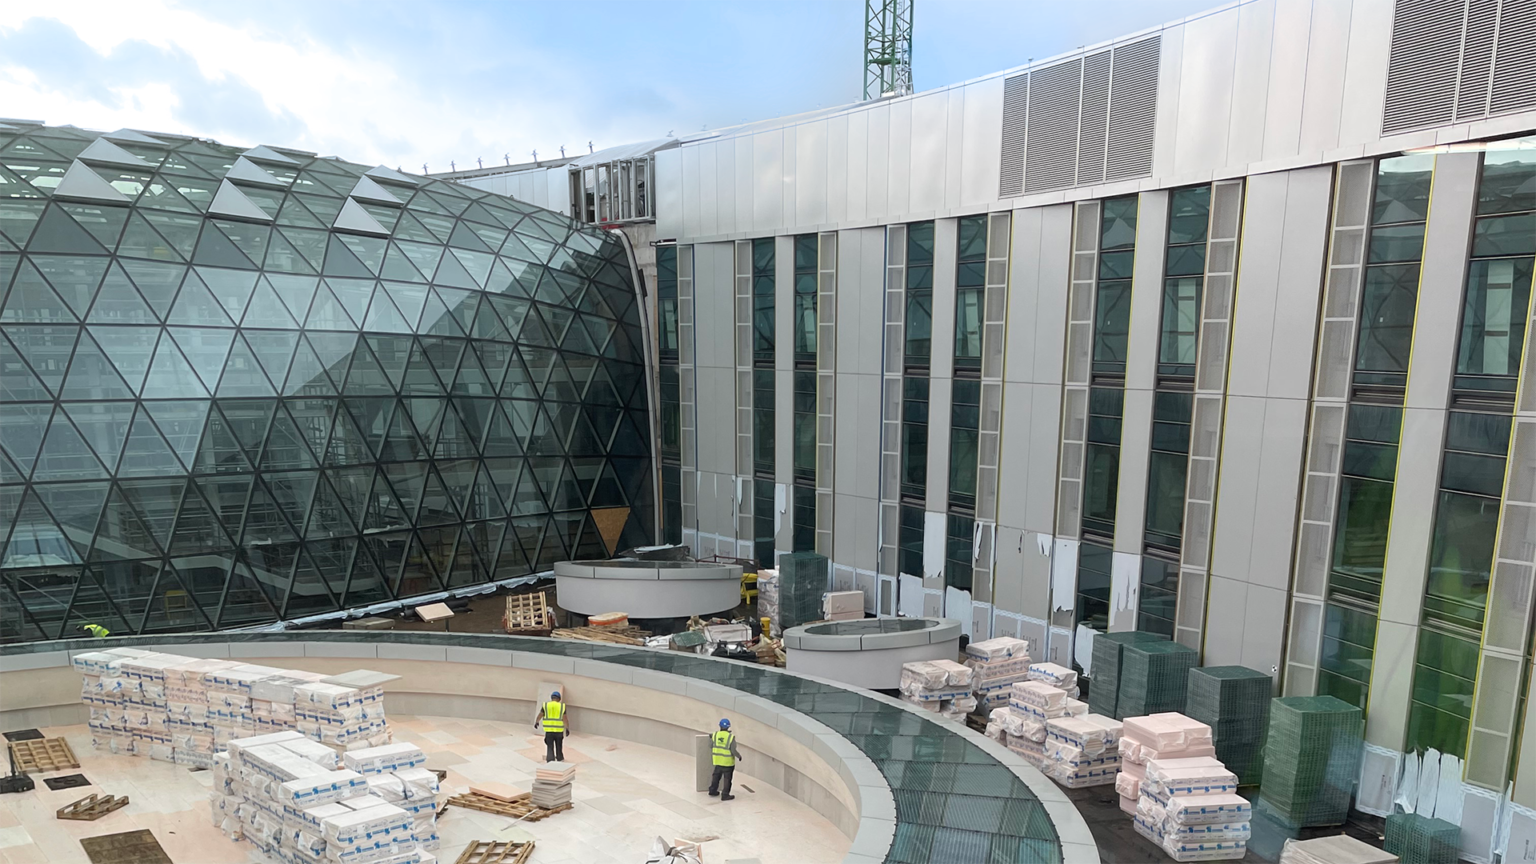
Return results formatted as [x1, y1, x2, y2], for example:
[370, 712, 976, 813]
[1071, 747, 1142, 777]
[82, 624, 110, 638]
[707, 718, 743, 800]
[532, 691, 567, 762]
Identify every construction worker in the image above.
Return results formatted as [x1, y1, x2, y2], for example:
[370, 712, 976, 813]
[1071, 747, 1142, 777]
[707, 718, 743, 800]
[82, 624, 110, 638]
[533, 691, 567, 762]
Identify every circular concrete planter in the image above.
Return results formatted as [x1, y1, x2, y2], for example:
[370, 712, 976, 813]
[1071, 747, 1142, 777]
[781, 617, 962, 689]
[552, 560, 743, 618]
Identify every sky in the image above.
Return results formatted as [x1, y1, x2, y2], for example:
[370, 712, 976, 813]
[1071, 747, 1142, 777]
[0, 0, 1218, 174]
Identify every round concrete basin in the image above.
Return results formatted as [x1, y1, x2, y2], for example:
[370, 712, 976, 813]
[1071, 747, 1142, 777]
[781, 617, 962, 690]
[553, 559, 743, 618]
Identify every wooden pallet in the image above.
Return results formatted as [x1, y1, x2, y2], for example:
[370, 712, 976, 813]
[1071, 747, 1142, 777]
[442, 791, 572, 822]
[57, 794, 129, 821]
[502, 592, 553, 635]
[453, 840, 536, 864]
[551, 625, 650, 645]
[10, 737, 79, 773]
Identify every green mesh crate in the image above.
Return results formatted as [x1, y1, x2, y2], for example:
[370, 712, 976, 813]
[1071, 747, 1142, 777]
[1247, 798, 1301, 862]
[778, 551, 829, 629]
[1385, 812, 1459, 864]
[1186, 666, 1272, 786]
[1259, 696, 1363, 827]
[1117, 640, 1198, 718]
[1088, 631, 1166, 719]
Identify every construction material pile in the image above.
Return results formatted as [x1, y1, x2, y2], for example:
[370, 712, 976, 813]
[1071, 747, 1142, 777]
[778, 552, 829, 630]
[1116, 713, 1215, 816]
[1384, 813, 1458, 864]
[757, 568, 779, 636]
[1089, 631, 1167, 719]
[964, 636, 1032, 710]
[986, 661, 1088, 769]
[532, 763, 576, 809]
[1133, 755, 1248, 862]
[212, 731, 440, 864]
[1259, 696, 1363, 828]
[1118, 641, 1199, 718]
[899, 660, 976, 720]
[1042, 713, 1122, 788]
[822, 590, 864, 621]
[1280, 834, 1399, 864]
[1185, 666, 1271, 786]
[74, 648, 392, 770]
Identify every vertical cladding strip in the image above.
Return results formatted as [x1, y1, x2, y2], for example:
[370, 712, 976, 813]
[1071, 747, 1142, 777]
[998, 73, 1030, 198]
[678, 246, 699, 548]
[774, 236, 795, 562]
[816, 232, 839, 558]
[879, 225, 909, 579]
[1174, 179, 1246, 653]
[1381, 0, 1468, 134]
[974, 212, 1012, 606]
[735, 240, 755, 559]
[1106, 35, 1162, 182]
[1281, 161, 1375, 698]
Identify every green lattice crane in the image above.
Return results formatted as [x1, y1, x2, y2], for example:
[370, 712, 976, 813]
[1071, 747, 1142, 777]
[864, 0, 913, 100]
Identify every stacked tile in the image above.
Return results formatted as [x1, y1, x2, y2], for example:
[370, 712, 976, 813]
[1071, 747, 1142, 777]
[777, 552, 828, 629]
[343, 744, 442, 853]
[1185, 666, 1272, 786]
[1135, 756, 1248, 862]
[296, 682, 390, 750]
[1118, 641, 1199, 718]
[1279, 834, 1399, 864]
[1042, 714, 1122, 788]
[899, 661, 976, 719]
[1089, 631, 1167, 719]
[211, 732, 441, 864]
[1259, 696, 1363, 828]
[532, 763, 576, 809]
[1116, 713, 1215, 816]
[1005, 681, 1086, 767]
[1383, 813, 1458, 864]
[964, 636, 1032, 710]
[75, 648, 161, 758]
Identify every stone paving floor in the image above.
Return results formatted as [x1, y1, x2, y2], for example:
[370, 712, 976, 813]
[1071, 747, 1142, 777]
[0, 716, 847, 864]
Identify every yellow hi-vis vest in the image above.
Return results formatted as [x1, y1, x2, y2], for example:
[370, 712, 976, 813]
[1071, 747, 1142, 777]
[711, 730, 735, 767]
[542, 701, 565, 733]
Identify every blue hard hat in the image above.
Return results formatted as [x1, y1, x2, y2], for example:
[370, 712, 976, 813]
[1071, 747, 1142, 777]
[719, 718, 730, 729]
[551, 691, 561, 699]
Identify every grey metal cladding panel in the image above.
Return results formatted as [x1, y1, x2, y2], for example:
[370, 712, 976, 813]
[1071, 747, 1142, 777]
[656, 149, 683, 240]
[1028, 382, 1065, 535]
[846, 110, 869, 223]
[999, 74, 1029, 197]
[1107, 36, 1162, 182]
[925, 377, 953, 513]
[796, 121, 829, 229]
[1268, 166, 1333, 401]
[735, 135, 754, 232]
[1261, 0, 1312, 161]
[1211, 394, 1265, 582]
[753, 130, 783, 233]
[712, 141, 735, 236]
[1004, 207, 1043, 384]
[1203, 574, 1248, 667]
[1032, 205, 1074, 387]
[780, 128, 797, 237]
[961, 76, 1004, 208]
[1225, 0, 1277, 168]
[1126, 190, 1169, 394]
[1455, 0, 1498, 122]
[997, 381, 1033, 529]
[909, 92, 948, 215]
[1114, 387, 1153, 556]
[930, 219, 958, 373]
[888, 100, 913, 218]
[1025, 59, 1082, 194]
[1406, 152, 1479, 411]
[826, 113, 850, 226]
[866, 103, 892, 218]
[698, 144, 718, 238]
[861, 227, 888, 377]
[1249, 397, 1308, 591]
[1381, 0, 1462, 134]
[944, 87, 967, 212]
[1173, 11, 1238, 176]
[1151, 24, 1185, 181]
[682, 146, 701, 241]
[1492, 2, 1536, 116]
[1227, 171, 1288, 400]
[1297, 0, 1353, 154]
[1377, 406, 1449, 626]
[1076, 51, 1112, 187]
[1242, 583, 1287, 674]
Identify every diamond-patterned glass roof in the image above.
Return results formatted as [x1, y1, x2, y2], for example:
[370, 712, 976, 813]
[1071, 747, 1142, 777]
[0, 123, 653, 641]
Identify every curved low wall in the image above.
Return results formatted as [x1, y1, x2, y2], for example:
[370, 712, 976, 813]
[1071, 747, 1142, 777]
[0, 632, 1100, 864]
[783, 618, 962, 690]
[553, 560, 742, 617]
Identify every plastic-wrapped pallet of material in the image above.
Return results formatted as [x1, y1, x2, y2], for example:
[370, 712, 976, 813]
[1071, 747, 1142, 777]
[1259, 696, 1363, 827]
[1279, 835, 1399, 864]
[966, 636, 1031, 661]
[1120, 714, 1214, 763]
[1046, 714, 1121, 756]
[1044, 714, 1123, 788]
[757, 569, 779, 635]
[1118, 641, 1199, 718]
[1383, 812, 1459, 864]
[1162, 793, 1251, 826]
[1186, 666, 1272, 787]
[900, 661, 949, 691]
[930, 659, 973, 688]
[1027, 662, 1079, 691]
[1006, 734, 1049, 767]
[1011, 681, 1068, 711]
[343, 743, 427, 775]
[1148, 764, 1239, 799]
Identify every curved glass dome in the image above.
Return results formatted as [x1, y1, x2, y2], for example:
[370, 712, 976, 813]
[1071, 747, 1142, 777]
[0, 123, 653, 641]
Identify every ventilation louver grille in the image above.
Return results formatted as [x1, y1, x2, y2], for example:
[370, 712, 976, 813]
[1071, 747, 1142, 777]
[999, 74, 1030, 197]
[997, 35, 1160, 198]
[1385, 0, 1536, 134]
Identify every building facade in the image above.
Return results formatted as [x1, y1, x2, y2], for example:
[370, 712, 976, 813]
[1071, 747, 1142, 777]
[558, 0, 1536, 808]
[0, 124, 654, 643]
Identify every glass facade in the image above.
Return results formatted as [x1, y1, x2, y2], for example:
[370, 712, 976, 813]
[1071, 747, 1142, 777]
[657, 246, 682, 545]
[0, 125, 652, 641]
[750, 237, 775, 568]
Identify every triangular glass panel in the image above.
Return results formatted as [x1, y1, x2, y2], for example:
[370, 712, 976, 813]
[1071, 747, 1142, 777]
[207, 179, 272, 222]
[1, 491, 70, 568]
[0, 259, 75, 322]
[451, 396, 493, 451]
[510, 460, 548, 515]
[419, 336, 465, 391]
[59, 331, 134, 400]
[450, 248, 494, 288]
[116, 405, 181, 478]
[426, 248, 477, 291]
[474, 341, 513, 394]
[213, 560, 281, 629]
[340, 397, 390, 462]
[265, 273, 318, 321]
[261, 227, 317, 275]
[480, 401, 524, 458]
[241, 278, 298, 327]
[287, 542, 347, 617]
[29, 411, 106, 484]
[198, 266, 260, 320]
[333, 198, 389, 236]
[415, 468, 458, 526]
[382, 461, 428, 518]
[275, 195, 327, 229]
[501, 518, 537, 575]
[431, 400, 468, 458]
[225, 156, 285, 187]
[590, 460, 627, 507]
[534, 515, 567, 570]
[116, 478, 187, 554]
[341, 541, 392, 607]
[339, 235, 387, 279]
[340, 340, 393, 395]
[415, 288, 459, 338]
[483, 457, 520, 505]
[519, 346, 555, 394]
[91, 485, 162, 560]
[304, 283, 356, 330]
[361, 285, 413, 333]
[141, 334, 208, 398]
[142, 400, 210, 469]
[468, 295, 511, 342]
[140, 562, 212, 633]
[364, 334, 412, 387]
[382, 281, 427, 328]
[243, 145, 299, 166]
[117, 260, 184, 318]
[283, 338, 336, 397]
[463, 218, 509, 253]
[135, 210, 199, 259]
[358, 203, 401, 235]
[392, 532, 443, 595]
[325, 466, 375, 525]
[216, 334, 277, 397]
[31, 254, 108, 319]
[260, 405, 319, 470]
[244, 330, 299, 391]
[389, 210, 442, 244]
[86, 262, 157, 322]
[518, 306, 556, 348]
[379, 402, 428, 462]
[325, 277, 374, 323]
[166, 270, 234, 326]
[399, 339, 444, 395]
[61, 572, 133, 639]
[265, 470, 320, 537]
[488, 294, 531, 336]
[214, 219, 271, 267]
[451, 344, 492, 397]
[500, 354, 537, 400]
[2, 324, 74, 395]
[190, 402, 260, 474]
[295, 192, 345, 226]
[165, 326, 236, 391]
[402, 397, 446, 449]
[0, 332, 52, 401]
[348, 175, 402, 206]
[191, 221, 255, 269]
[436, 287, 477, 333]
[277, 226, 328, 271]
[324, 406, 372, 465]
[51, 161, 129, 206]
[304, 330, 355, 381]
[59, 202, 128, 249]
[461, 463, 504, 521]
[379, 242, 426, 283]
[239, 483, 299, 546]
[461, 200, 510, 228]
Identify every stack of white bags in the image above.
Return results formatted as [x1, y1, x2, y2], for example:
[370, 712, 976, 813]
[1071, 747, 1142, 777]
[1115, 713, 1217, 815]
[899, 660, 977, 720]
[1117, 713, 1248, 861]
[211, 731, 441, 864]
[75, 649, 394, 768]
[963, 637, 1031, 710]
[985, 662, 1115, 786]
